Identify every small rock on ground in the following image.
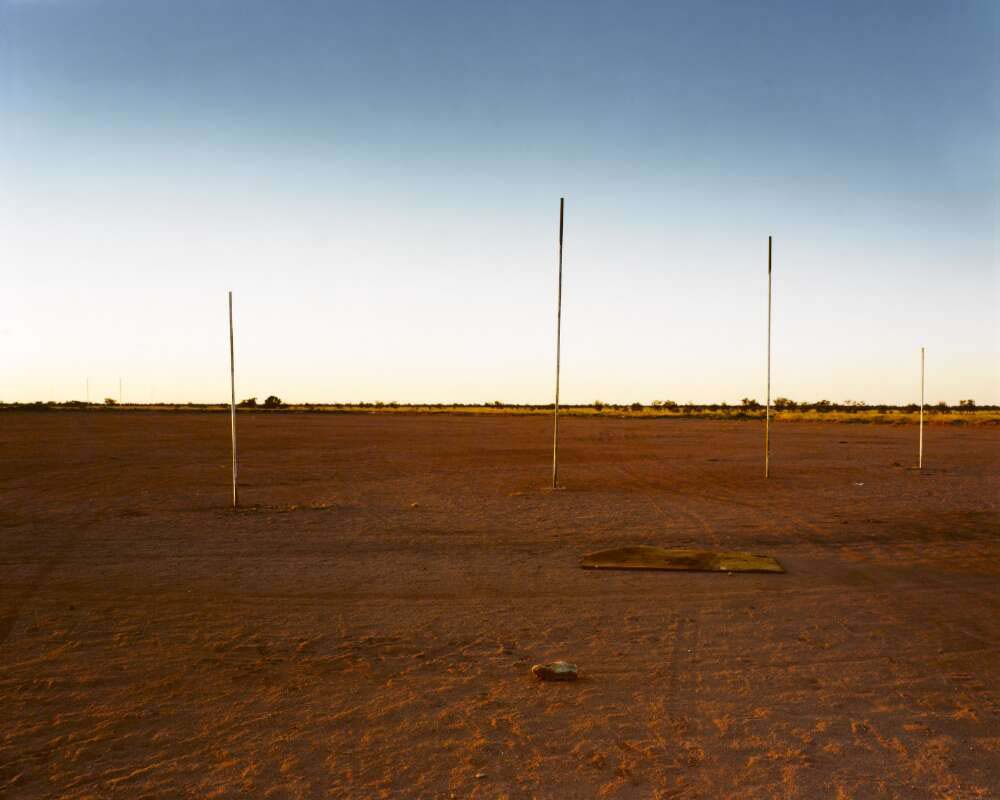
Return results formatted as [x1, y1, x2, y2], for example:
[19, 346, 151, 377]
[531, 661, 578, 681]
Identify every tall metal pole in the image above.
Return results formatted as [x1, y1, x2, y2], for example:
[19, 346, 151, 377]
[552, 198, 565, 489]
[765, 235, 772, 479]
[229, 291, 238, 509]
[918, 347, 924, 470]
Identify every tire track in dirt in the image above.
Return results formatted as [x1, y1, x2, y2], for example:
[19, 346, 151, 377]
[628, 461, 826, 550]
[616, 464, 720, 548]
[614, 455, 832, 552]
[0, 517, 91, 647]
[629, 464, 842, 551]
[677, 609, 702, 720]
[603, 430, 845, 549]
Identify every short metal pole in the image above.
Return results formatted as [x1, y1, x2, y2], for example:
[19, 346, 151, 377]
[765, 235, 772, 479]
[552, 198, 564, 489]
[919, 347, 924, 469]
[229, 291, 238, 509]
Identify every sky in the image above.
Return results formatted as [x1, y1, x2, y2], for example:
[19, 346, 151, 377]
[1, 0, 997, 405]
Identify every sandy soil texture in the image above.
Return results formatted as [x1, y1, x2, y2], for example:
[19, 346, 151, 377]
[1, 412, 998, 799]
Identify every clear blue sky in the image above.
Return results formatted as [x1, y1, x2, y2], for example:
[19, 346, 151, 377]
[2, 0, 997, 404]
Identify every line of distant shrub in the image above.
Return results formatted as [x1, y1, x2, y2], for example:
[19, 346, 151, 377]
[2, 398, 997, 424]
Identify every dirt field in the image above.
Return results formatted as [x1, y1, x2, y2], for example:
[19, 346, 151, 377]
[1, 412, 998, 799]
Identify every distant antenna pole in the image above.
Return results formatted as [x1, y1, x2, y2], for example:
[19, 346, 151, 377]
[765, 235, 772, 479]
[918, 347, 925, 470]
[552, 197, 565, 490]
[229, 291, 239, 509]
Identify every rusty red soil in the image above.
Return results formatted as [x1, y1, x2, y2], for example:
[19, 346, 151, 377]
[1, 412, 998, 798]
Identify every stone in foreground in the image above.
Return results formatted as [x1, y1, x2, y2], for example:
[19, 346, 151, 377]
[531, 661, 579, 681]
[580, 545, 784, 573]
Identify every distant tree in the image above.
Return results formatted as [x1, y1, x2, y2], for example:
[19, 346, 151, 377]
[662, 400, 678, 410]
[593, 400, 605, 411]
[493, 400, 504, 408]
[936, 401, 948, 410]
[813, 399, 832, 411]
[238, 397, 258, 407]
[630, 402, 643, 411]
[959, 399, 976, 408]
[104, 397, 117, 406]
[773, 397, 797, 410]
[264, 395, 284, 409]
[741, 398, 760, 408]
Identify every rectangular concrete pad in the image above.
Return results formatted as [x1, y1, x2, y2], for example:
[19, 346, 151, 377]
[580, 545, 784, 573]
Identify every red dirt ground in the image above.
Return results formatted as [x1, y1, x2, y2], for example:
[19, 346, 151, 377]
[1, 412, 998, 799]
